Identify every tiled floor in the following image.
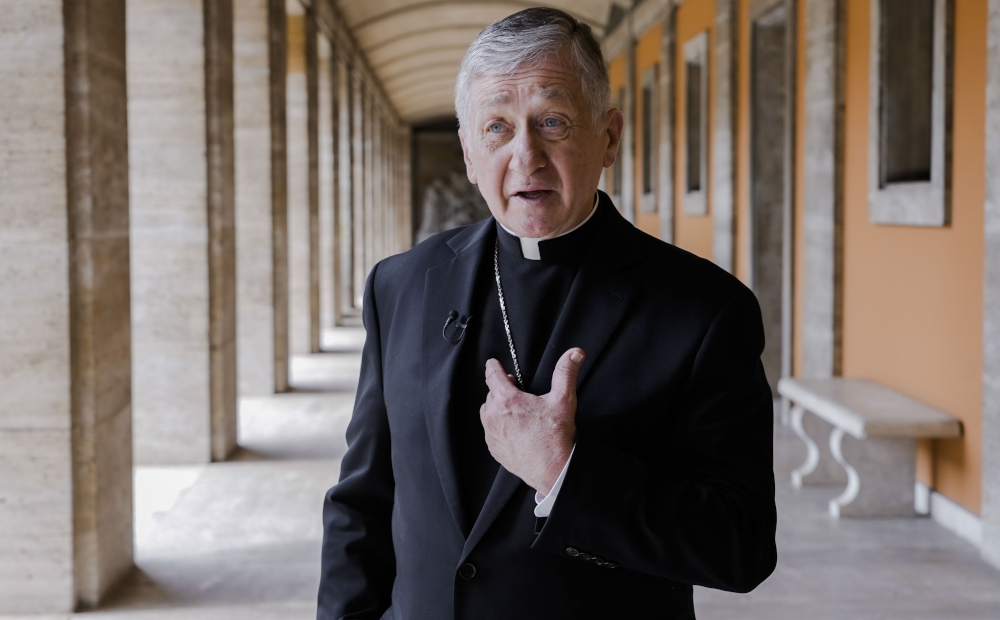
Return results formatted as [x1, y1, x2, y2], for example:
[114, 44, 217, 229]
[8, 327, 999, 619]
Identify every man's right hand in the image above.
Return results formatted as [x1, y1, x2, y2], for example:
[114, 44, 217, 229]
[479, 348, 584, 496]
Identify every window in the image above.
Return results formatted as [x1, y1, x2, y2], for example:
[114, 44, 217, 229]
[868, 0, 949, 226]
[640, 66, 658, 212]
[683, 32, 708, 216]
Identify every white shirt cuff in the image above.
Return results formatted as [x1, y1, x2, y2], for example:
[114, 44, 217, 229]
[533, 445, 575, 518]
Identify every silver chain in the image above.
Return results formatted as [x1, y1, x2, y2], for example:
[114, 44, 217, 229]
[494, 237, 524, 390]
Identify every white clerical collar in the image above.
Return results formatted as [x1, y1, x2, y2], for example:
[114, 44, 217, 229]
[498, 193, 600, 260]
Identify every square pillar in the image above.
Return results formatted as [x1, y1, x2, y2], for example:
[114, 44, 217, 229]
[712, 0, 737, 272]
[363, 87, 376, 277]
[286, 2, 311, 356]
[234, 0, 283, 396]
[0, 0, 133, 611]
[802, 0, 845, 380]
[983, 0, 1000, 571]
[335, 55, 356, 321]
[351, 73, 366, 306]
[128, 0, 238, 464]
[318, 32, 337, 339]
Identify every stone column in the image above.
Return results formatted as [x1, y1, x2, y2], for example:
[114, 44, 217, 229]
[712, 0, 738, 272]
[659, 7, 677, 243]
[286, 3, 311, 357]
[401, 125, 414, 252]
[621, 42, 637, 222]
[269, 0, 290, 392]
[352, 72, 366, 307]
[982, 0, 1000, 572]
[305, 7, 322, 353]
[792, 0, 845, 480]
[388, 118, 397, 255]
[802, 0, 844, 379]
[318, 32, 337, 339]
[0, 1, 133, 611]
[372, 105, 384, 263]
[336, 55, 357, 319]
[364, 87, 376, 276]
[235, 0, 277, 396]
[128, 0, 238, 464]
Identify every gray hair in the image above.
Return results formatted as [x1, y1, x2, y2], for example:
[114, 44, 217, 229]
[455, 7, 611, 134]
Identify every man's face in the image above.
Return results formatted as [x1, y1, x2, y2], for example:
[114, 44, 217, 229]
[459, 51, 624, 239]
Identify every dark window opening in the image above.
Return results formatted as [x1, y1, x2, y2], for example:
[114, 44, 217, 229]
[642, 81, 654, 195]
[686, 61, 703, 193]
[881, 0, 934, 184]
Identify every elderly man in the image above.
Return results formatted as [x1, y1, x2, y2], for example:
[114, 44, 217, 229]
[318, 8, 776, 619]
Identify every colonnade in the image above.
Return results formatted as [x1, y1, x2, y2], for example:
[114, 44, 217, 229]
[0, 0, 409, 612]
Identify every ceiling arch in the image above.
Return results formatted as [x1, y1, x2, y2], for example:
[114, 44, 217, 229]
[333, 0, 618, 124]
[377, 48, 467, 82]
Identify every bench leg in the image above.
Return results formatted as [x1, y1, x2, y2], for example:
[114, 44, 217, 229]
[790, 405, 848, 488]
[828, 428, 917, 518]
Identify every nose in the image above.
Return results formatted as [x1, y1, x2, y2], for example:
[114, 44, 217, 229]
[508, 126, 546, 177]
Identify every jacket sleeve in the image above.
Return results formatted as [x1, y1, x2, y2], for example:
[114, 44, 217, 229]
[318, 263, 396, 620]
[532, 287, 778, 593]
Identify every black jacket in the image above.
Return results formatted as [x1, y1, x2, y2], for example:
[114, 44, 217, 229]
[318, 193, 777, 619]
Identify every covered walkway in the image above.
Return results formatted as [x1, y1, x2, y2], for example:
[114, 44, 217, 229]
[4, 0, 1000, 615]
[6, 328, 998, 620]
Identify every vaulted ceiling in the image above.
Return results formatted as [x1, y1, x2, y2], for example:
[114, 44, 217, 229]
[333, 0, 620, 124]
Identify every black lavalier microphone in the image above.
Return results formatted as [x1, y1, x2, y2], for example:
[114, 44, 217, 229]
[442, 311, 471, 343]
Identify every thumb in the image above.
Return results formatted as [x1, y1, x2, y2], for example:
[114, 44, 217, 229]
[550, 348, 584, 400]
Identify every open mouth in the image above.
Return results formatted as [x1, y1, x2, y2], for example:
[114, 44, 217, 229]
[514, 190, 552, 200]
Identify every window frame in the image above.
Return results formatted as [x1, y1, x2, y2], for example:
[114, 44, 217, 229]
[867, 0, 951, 226]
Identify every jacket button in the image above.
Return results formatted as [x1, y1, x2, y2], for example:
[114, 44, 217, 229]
[458, 562, 477, 580]
[565, 547, 580, 557]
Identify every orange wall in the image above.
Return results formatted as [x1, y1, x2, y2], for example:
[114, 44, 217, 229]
[840, 0, 986, 513]
[793, 0, 807, 379]
[734, 0, 752, 284]
[674, 0, 715, 260]
[634, 23, 663, 238]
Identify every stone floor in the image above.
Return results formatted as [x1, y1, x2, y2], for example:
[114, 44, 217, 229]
[6, 326, 1000, 619]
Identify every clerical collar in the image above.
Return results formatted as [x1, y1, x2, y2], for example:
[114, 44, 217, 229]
[496, 193, 601, 262]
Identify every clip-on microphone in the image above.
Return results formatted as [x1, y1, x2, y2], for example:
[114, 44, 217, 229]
[442, 311, 471, 343]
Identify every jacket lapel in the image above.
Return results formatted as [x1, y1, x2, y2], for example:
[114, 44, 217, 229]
[421, 219, 493, 537]
[527, 211, 641, 396]
[462, 198, 644, 558]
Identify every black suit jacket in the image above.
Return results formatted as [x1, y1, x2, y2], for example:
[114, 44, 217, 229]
[318, 194, 777, 620]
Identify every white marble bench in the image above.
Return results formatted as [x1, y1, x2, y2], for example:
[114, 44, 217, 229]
[777, 378, 962, 518]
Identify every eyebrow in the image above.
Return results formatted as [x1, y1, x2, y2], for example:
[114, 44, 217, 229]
[482, 92, 513, 109]
[538, 87, 571, 103]
[480, 87, 573, 110]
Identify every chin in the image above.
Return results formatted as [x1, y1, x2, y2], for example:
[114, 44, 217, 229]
[500, 206, 567, 239]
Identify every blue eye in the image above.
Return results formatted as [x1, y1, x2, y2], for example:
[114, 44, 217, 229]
[489, 122, 504, 133]
[543, 117, 561, 127]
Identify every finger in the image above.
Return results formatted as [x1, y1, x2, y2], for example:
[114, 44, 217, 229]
[550, 347, 585, 400]
[485, 358, 517, 394]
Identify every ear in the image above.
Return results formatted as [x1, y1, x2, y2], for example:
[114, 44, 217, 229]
[602, 108, 625, 169]
[459, 129, 478, 185]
